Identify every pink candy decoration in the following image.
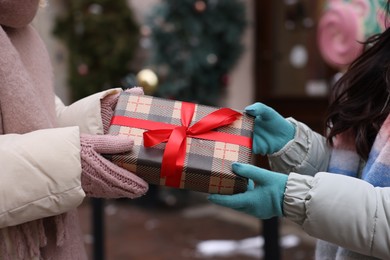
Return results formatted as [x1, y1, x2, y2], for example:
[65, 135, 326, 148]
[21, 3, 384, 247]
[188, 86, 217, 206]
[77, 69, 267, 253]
[317, 2, 364, 69]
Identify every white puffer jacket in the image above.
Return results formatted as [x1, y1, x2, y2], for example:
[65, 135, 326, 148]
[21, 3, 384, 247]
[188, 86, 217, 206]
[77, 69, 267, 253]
[268, 118, 390, 259]
[0, 89, 122, 228]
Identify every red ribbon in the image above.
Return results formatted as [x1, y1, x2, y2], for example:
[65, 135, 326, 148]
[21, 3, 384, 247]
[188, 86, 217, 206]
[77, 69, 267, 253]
[111, 102, 251, 188]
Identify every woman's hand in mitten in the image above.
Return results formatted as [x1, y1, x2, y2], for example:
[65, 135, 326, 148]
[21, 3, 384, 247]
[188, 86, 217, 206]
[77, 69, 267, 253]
[245, 103, 295, 155]
[80, 133, 148, 199]
[208, 163, 288, 219]
[101, 87, 144, 134]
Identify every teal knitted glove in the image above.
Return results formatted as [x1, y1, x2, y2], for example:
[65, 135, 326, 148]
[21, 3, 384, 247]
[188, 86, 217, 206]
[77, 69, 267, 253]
[208, 162, 288, 219]
[245, 103, 295, 155]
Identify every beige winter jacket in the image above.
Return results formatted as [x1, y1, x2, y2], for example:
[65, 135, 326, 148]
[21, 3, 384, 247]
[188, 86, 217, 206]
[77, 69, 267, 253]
[0, 89, 122, 229]
[268, 118, 390, 259]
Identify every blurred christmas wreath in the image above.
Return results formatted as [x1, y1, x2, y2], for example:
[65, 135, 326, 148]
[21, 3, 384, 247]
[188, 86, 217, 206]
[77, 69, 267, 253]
[52, 0, 139, 101]
[142, 0, 247, 106]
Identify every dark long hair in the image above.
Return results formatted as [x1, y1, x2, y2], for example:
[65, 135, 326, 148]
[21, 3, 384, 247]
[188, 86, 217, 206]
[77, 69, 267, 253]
[326, 14, 390, 160]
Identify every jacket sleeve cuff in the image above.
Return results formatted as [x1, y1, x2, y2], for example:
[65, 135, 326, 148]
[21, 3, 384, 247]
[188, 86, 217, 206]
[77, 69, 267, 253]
[267, 118, 329, 175]
[55, 88, 122, 135]
[283, 172, 314, 226]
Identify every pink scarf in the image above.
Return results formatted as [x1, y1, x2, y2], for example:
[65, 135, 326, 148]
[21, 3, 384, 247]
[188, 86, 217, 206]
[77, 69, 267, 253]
[0, 23, 87, 260]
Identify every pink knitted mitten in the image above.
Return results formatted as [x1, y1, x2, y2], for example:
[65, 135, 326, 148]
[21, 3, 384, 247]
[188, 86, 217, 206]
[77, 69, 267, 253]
[101, 87, 144, 134]
[80, 134, 148, 199]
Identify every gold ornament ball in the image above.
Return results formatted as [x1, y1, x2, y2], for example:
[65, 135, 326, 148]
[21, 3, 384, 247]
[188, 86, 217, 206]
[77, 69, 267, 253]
[136, 69, 159, 95]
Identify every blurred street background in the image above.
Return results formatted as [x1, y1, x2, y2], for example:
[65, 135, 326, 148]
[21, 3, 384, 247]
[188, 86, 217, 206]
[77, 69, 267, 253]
[78, 188, 316, 260]
[32, 0, 358, 258]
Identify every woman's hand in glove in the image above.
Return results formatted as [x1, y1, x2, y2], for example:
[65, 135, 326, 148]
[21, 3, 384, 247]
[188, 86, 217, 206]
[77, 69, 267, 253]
[245, 103, 295, 155]
[101, 87, 144, 134]
[208, 163, 288, 219]
[80, 133, 148, 199]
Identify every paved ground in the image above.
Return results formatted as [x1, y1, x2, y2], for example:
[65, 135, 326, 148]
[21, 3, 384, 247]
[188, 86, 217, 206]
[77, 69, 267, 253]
[78, 187, 316, 260]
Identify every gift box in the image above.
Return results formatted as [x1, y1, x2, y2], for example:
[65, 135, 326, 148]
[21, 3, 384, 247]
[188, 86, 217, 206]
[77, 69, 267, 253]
[107, 92, 254, 194]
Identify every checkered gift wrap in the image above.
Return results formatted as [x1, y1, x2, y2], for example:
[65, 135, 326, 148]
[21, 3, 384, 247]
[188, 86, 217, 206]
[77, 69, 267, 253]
[107, 92, 254, 194]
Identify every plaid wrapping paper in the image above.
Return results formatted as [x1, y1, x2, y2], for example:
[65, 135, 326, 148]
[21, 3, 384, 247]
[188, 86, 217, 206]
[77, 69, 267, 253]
[107, 92, 254, 194]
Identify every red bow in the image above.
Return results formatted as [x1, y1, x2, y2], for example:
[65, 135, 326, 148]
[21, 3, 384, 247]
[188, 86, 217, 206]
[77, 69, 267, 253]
[143, 102, 241, 187]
